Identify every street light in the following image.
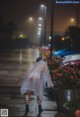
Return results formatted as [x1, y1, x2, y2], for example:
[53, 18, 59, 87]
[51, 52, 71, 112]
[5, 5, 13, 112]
[68, 18, 76, 26]
[70, 18, 75, 23]
[28, 17, 34, 23]
[38, 17, 44, 46]
[38, 31, 41, 35]
[38, 28, 41, 31]
[38, 17, 43, 20]
[38, 17, 43, 34]
[29, 17, 33, 21]
[38, 24, 42, 27]
[70, 18, 74, 22]
[40, 4, 47, 47]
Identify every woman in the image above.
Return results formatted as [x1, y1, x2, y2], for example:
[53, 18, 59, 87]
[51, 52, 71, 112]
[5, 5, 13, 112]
[20, 57, 53, 114]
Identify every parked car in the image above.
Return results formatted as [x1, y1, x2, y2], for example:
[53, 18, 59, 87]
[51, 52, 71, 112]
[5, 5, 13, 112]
[61, 54, 80, 66]
[53, 49, 80, 57]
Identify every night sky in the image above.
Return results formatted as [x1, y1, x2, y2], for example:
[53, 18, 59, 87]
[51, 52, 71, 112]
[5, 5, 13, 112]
[0, 0, 80, 41]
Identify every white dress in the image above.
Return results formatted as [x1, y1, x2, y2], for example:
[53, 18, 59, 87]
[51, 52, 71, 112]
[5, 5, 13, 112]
[20, 60, 53, 100]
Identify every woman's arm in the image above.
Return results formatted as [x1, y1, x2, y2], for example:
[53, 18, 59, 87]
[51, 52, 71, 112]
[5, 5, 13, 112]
[44, 63, 54, 87]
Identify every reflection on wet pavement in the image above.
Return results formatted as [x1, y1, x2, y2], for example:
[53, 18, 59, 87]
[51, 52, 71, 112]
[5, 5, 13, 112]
[0, 48, 66, 117]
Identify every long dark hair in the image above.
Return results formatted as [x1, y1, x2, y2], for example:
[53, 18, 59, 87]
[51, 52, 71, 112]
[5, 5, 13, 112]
[36, 57, 42, 62]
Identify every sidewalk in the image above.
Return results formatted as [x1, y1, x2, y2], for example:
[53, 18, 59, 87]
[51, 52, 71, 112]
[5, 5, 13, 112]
[0, 87, 66, 117]
[0, 49, 66, 117]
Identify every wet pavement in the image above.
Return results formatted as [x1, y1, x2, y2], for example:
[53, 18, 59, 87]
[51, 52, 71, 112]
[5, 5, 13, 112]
[0, 48, 66, 117]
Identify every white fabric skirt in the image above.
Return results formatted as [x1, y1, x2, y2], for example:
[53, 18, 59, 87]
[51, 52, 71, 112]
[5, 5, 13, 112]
[20, 72, 46, 100]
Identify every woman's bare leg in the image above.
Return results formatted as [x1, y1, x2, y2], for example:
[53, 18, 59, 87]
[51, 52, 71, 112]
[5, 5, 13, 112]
[25, 90, 30, 104]
[37, 96, 43, 113]
[24, 90, 30, 114]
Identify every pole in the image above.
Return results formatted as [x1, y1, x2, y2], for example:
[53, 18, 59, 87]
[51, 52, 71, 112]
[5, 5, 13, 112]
[40, 5, 47, 48]
[44, 6, 47, 46]
[76, 4, 79, 27]
[50, 0, 55, 58]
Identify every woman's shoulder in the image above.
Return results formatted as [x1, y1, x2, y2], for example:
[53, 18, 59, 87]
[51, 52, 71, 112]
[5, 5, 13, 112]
[40, 60, 47, 65]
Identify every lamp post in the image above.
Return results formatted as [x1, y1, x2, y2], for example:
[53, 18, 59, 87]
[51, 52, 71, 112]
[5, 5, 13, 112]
[50, 0, 55, 58]
[40, 4, 47, 47]
[76, 4, 79, 27]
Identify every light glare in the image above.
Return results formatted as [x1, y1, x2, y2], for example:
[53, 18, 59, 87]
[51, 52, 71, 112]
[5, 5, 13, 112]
[40, 4, 46, 9]
[38, 28, 41, 31]
[38, 17, 43, 20]
[39, 24, 42, 27]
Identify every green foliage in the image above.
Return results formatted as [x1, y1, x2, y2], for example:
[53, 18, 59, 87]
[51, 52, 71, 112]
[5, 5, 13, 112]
[64, 96, 80, 111]
[52, 63, 80, 89]
[48, 56, 80, 89]
[0, 16, 17, 39]
[53, 35, 64, 50]
[48, 56, 62, 79]
[64, 26, 80, 50]
[3, 21, 17, 39]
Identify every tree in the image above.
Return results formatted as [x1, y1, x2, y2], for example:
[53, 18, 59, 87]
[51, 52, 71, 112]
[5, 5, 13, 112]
[64, 26, 80, 51]
[3, 21, 17, 39]
[0, 15, 17, 39]
[53, 34, 64, 50]
[0, 16, 5, 39]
